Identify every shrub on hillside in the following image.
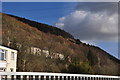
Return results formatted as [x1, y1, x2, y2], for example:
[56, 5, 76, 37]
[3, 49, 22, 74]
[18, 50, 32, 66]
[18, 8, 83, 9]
[62, 61, 94, 74]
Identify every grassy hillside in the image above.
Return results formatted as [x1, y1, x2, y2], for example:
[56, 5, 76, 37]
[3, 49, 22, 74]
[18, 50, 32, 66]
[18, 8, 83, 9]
[1, 13, 120, 75]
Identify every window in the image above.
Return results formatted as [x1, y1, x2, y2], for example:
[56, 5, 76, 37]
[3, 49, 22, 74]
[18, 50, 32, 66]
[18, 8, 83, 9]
[11, 52, 14, 60]
[10, 68, 14, 72]
[0, 68, 6, 72]
[0, 49, 6, 60]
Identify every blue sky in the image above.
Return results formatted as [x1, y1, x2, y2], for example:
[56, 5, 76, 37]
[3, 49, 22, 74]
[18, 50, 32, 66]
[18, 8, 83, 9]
[2, 2, 119, 59]
[2, 2, 77, 25]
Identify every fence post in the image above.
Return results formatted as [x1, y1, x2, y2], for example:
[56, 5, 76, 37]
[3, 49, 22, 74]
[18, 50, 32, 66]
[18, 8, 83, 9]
[20, 75, 23, 80]
[38, 75, 41, 80]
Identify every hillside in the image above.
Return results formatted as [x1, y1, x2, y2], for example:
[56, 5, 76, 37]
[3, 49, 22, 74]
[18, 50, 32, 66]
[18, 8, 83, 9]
[1, 13, 120, 75]
[8, 14, 74, 39]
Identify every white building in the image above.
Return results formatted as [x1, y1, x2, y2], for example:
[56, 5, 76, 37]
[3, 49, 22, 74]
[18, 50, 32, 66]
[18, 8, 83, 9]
[30, 47, 42, 55]
[0, 45, 17, 72]
[30, 47, 64, 60]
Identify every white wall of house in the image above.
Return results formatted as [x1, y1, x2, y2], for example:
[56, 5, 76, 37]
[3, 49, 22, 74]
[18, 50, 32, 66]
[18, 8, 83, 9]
[30, 47, 42, 55]
[0, 45, 17, 72]
[30, 47, 64, 60]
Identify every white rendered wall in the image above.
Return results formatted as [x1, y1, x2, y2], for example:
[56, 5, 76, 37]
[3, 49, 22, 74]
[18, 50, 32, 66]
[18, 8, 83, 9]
[0, 45, 17, 72]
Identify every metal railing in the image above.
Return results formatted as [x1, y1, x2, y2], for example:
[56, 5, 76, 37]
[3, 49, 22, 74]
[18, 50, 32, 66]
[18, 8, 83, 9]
[0, 72, 120, 80]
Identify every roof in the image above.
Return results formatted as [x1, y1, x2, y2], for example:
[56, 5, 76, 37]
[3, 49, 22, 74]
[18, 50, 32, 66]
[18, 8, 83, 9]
[0, 45, 18, 53]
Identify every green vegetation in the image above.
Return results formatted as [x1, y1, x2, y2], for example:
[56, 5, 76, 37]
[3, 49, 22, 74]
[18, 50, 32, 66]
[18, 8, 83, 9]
[87, 50, 98, 66]
[62, 61, 93, 74]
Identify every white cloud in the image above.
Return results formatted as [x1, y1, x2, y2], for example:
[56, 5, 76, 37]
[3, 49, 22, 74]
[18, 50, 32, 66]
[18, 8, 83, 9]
[55, 23, 64, 28]
[55, 8, 118, 42]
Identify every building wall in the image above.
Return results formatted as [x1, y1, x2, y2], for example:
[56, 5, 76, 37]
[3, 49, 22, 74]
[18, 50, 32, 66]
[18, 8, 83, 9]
[0, 45, 17, 72]
[30, 47, 42, 55]
[30, 47, 64, 60]
[6, 49, 17, 72]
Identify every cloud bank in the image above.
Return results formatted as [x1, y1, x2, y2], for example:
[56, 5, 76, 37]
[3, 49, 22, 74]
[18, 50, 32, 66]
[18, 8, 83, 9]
[55, 2, 118, 42]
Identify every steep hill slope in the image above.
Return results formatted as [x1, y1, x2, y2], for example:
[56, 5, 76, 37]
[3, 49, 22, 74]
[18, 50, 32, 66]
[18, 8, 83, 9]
[8, 14, 74, 39]
[1, 13, 120, 75]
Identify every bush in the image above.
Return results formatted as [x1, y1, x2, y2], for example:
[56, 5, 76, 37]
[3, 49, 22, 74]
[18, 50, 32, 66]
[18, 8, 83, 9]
[87, 50, 98, 66]
[63, 61, 94, 74]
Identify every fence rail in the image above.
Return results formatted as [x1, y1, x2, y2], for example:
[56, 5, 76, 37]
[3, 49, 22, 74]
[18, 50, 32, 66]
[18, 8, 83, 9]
[0, 72, 120, 80]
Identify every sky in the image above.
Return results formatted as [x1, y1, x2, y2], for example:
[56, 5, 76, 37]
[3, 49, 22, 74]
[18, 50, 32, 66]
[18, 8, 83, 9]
[2, 2, 119, 59]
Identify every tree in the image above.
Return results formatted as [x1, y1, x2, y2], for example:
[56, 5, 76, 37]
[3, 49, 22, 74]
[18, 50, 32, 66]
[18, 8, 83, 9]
[76, 39, 81, 44]
[87, 50, 98, 66]
[63, 61, 93, 74]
